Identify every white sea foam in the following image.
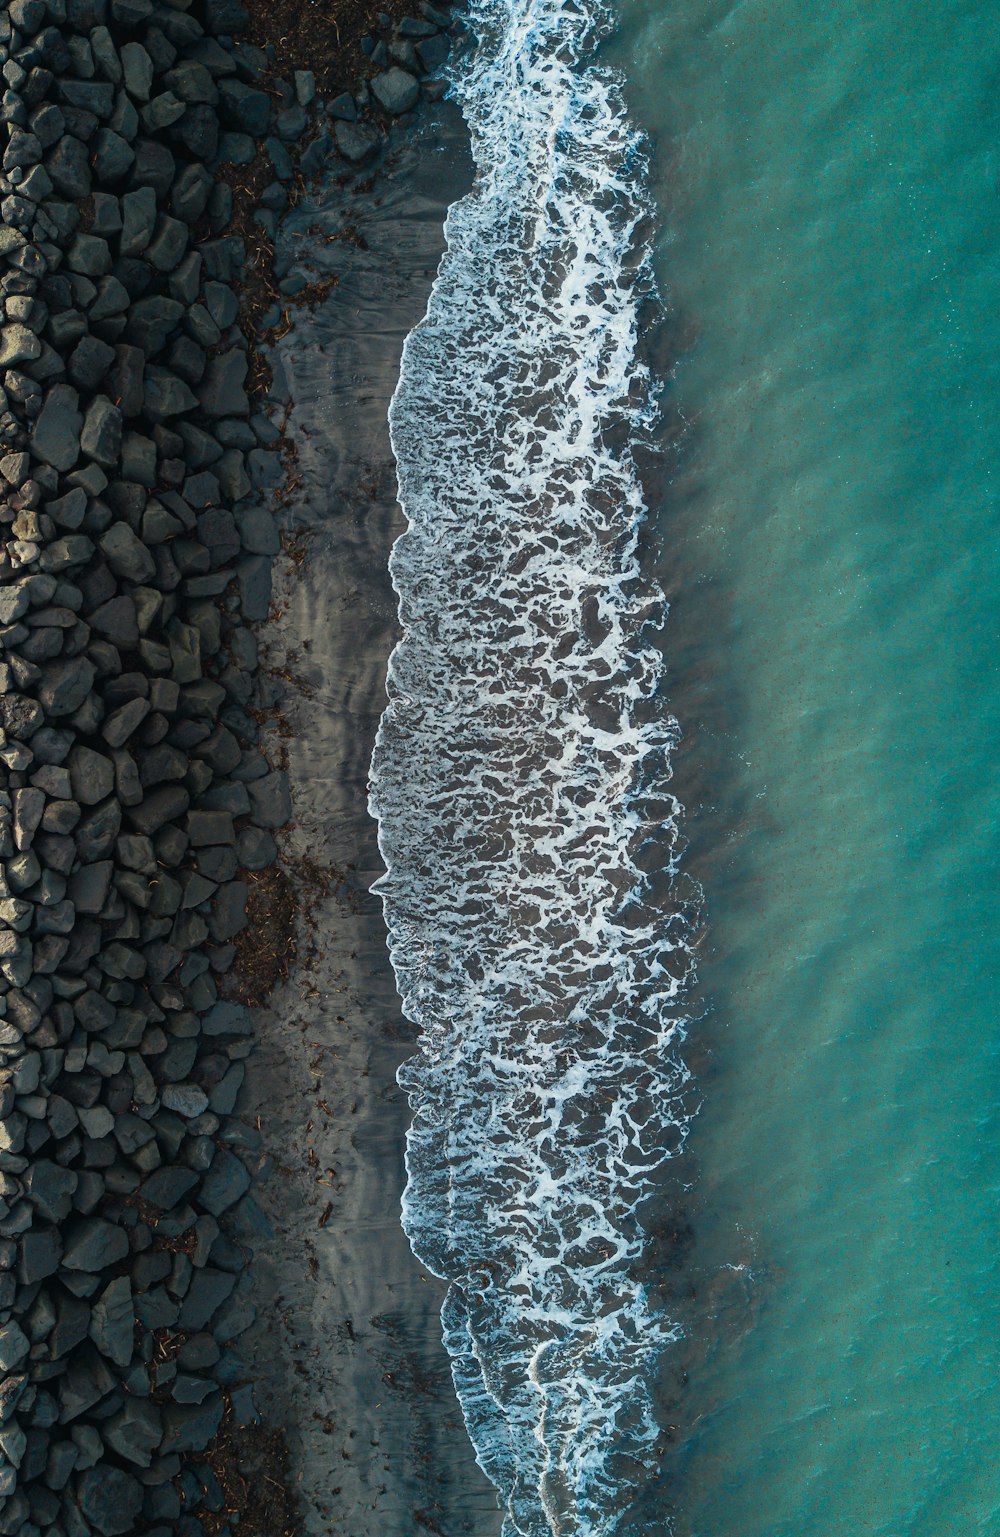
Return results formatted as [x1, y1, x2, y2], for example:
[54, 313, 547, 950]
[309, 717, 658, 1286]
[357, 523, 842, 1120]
[369, 1, 695, 1529]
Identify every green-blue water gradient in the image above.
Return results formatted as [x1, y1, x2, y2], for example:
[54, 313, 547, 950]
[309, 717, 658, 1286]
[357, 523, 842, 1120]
[608, 1, 1000, 1531]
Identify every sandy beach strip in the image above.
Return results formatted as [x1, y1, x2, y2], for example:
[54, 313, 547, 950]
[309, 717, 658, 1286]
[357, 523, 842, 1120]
[235, 110, 503, 1537]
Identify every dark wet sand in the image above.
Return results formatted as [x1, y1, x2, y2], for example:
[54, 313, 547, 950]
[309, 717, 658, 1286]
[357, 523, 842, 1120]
[236, 105, 501, 1537]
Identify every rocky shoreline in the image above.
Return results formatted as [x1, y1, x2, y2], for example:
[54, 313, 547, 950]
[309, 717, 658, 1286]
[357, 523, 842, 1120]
[0, 1, 454, 1533]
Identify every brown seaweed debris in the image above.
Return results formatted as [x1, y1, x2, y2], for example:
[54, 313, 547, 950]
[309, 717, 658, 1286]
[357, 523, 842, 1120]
[194, 1420, 298, 1537]
[244, 0, 422, 97]
[225, 865, 299, 1005]
[201, 153, 281, 400]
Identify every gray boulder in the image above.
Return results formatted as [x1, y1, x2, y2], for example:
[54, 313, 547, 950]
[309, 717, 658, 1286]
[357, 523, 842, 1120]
[38, 656, 96, 716]
[80, 394, 123, 466]
[17, 1227, 62, 1283]
[76, 1466, 143, 1536]
[248, 768, 292, 828]
[99, 521, 156, 583]
[61, 1217, 130, 1272]
[334, 120, 380, 164]
[371, 67, 420, 115]
[47, 135, 91, 199]
[144, 364, 198, 421]
[0, 324, 40, 368]
[120, 185, 157, 255]
[68, 746, 115, 805]
[0, 1321, 29, 1372]
[31, 384, 82, 472]
[160, 1392, 224, 1454]
[121, 41, 153, 101]
[22, 1160, 78, 1223]
[198, 348, 249, 418]
[198, 1148, 250, 1216]
[103, 1397, 162, 1467]
[89, 1276, 134, 1368]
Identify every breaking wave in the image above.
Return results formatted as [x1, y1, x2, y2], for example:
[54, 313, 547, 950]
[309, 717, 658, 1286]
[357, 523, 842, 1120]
[369, 0, 696, 1529]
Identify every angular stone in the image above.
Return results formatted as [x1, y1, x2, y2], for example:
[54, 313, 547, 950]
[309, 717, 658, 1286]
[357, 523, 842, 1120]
[210, 879, 248, 940]
[80, 393, 122, 466]
[91, 274, 131, 321]
[93, 126, 136, 182]
[75, 988, 116, 1032]
[142, 90, 186, 132]
[174, 102, 219, 160]
[90, 24, 123, 83]
[68, 232, 113, 277]
[103, 696, 150, 746]
[38, 655, 95, 716]
[162, 1082, 209, 1117]
[238, 505, 280, 556]
[77, 1466, 143, 1536]
[12, 784, 44, 848]
[121, 41, 154, 102]
[219, 77, 269, 134]
[18, 1226, 62, 1283]
[0, 324, 40, 368]
[0, 1374, 26, 1426]
[89, 1275, 134, 1367]
[68, 334, 116, 392]
[418, 31, 450, 70]
[128, 294, 183, 354]
[160, 1392, 224, 1454]
[210, 1062, 245, 1116]
[146, 213, 189, 273]
[140, 1164, 198, 1210]
[61, 1217, 130, 1271]
[294, 68, 316, 105]
[178, 1265, 237, 1329]
[68, 859, 113, 913]
[237, 824, 275, 869]
[236, 553, 272, 621]
[203, 999, 252, 1037]
[144, 364, 198, 421]
[23, 1159, 77, 1222]
[68, 745, 114, 804]
[371, 67, 420, 114]
[42, 534, 96, 572]
[0, 584, 29, 625]
[247, 769, 292, 828]
[187, 809, 235, 846]
[99, 520, 156, 582]
[120, 184, 157, 256]
[198, 347, 248, 418]
[198, 1148, 250, 1217]
[103, 1396, 162, 1467]
[327, 91, 358, 121]
[47, 134, 91, 199]
[90, 594, 139, 647]
[0, 1320, 29, 1372]
[31, 382, 82, 472]
[275, 103, 307, 140]
[334, 119, 380, 165]
[128, 783, 189, 834]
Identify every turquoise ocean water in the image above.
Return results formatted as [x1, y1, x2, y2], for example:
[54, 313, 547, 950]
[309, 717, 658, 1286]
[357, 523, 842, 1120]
[378, 0, 1000, 1529]
[606, 0, 1000, 1531]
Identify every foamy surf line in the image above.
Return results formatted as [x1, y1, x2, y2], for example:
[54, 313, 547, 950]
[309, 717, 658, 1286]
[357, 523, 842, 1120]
[369, 0, 695, 1531]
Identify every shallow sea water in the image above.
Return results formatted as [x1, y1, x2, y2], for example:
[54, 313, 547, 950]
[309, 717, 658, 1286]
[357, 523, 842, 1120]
[604, 0, 1000, 1532]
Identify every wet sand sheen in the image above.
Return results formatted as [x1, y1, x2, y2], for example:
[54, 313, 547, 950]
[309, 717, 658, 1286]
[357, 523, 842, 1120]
[231, 108, 501, 1537]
